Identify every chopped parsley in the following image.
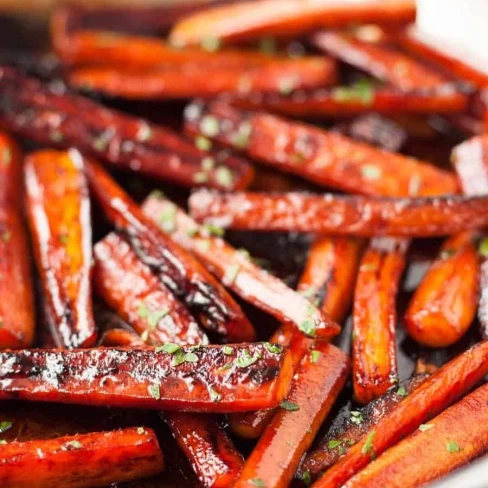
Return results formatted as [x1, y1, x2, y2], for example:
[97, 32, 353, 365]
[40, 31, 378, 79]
[148, 308, 169, 328]
[310, 350, 321, 363]
[158, 204, 177, 233]
[64, 440, 82, 449]
[328, 439, 343, 449]
[396, 385, 408, 397]
[224, 264, 240, 285]
[264, 342, 281, 354]
[350, 411, 363, 425]
[0, 421, 12, 433]
[159, 343, 180, 354]
[195, 135, 212, 152]
[183, 352, 199, 363]
[137, 427, 145, 435]
[148, 384, 160, 400]
[280, 400, 300, 411]
[299, 317, 316, 337]
[136, 123, 153, 142]
[200, 116, 220, 137]
[299, 286, 318, 299]
[440, 249, 456, 260]
[201, 223, 225, 237]
[233, 122, 252, 149]
[223, 345, 234, 355]
[197, 240, 211, 252]
[215, 166, 234, 188]
[138, 302, 149, 319]
[479, 237, 488, 258]
[209, 386, 221, 402]
[249, 478, 266, 487]
[446, 441, 461, 453]
[331, 79, 376, 105]
[301, 470, 312, 487]
[235, 349, 259, 368]
[361, 165, 382, 180]
[361, 431, 376, 458]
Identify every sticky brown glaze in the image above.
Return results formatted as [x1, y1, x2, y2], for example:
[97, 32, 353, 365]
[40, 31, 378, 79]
[0, 67, 253, 191]
[93, 233, 206, 346]
[86, 162, 255, 343]
[184, 102, 458, 197]
[344, 382, 488, 488]
[0, 344, 293, 413]
[169, 0, 416, 46]
[301, 375, 427, 480]
[311, 340, 488, 488]
[25, 150, 96, 348]
[232, 343, 350, 488]
[404, 232, 479, 347]
[0, 133, 35, 349]
[189, 190, 488, 237]
[142, 194, 340, 339]
[0, 427, 164, 488]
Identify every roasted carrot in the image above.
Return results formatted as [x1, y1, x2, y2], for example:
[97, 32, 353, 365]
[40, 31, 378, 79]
[184, 101, 458, 197]
[93, 232, 206, 346]
[0, 427, 164, 488]
[0, 344, 293, 412]
[86, 161, 255, 343]
[189, 190, 488, 237]
[232, 342, 350, 488]
[479, 239, 488, 340]
[101, 327, 146, 347]
[25, 149, 96, 348]
[0, 133, 35, 349]
[343, 382, 488, 488]
[0, 67, 253, 191]
[169, 0, 416, 46]
[142, 193, 340, 339]
[311, 340, 488, 488]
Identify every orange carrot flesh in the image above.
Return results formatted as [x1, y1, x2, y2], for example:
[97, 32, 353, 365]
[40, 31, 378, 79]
[233, 343, 350, 488]
[343, 382, 488, 488]
[0, 427, 164, 488]
[311, 340, 488, 488]
[404, 231, 479, 347]
[352, 238, 408, 404]
[0, 133, 35, 349]
[100, 327, 146, 347]
[25, 149, 96, 348]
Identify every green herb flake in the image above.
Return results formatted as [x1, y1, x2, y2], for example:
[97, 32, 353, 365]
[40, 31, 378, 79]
[137, 427, 145, 435]
[440, 249, 456, 260]
[278, 76, 298, 95]
[233, 122, 252, 149]
[301, 470, 312, 487]
[350, 411, 363, 425]
[0, 421, 12, 433]
[149, 190, 165, 200]
[237, 248, 251, 260]
[299, 286, 318, 299]
[202, 223, 225, 237]
[310, 349, 321, 364]
[361, 165, 382, 180]
[280, 400, 300, 411]
[201, 156, 215, 171]
[200, 36, 221, 52]
[328, 439, 343, 450]
[200, 116, 220, 137]
[215, 166, 234, 188]
[479, 237, 488, 258]
[0, 440, 6, 445]
[264, 342, 281, 354]
[148, 384, 161, 400]
[419, 424, 434, 432]
[299, 317, 316, 337]
[223, 345, 234, 355]
[446, 441, 461, 453]
[186, 227, 199, 237]
[249, 478, 266, 487]
[136, 123, 153, 142]
[140, 330, 149, 341]
[148, 308, 169, 328]
[64, 440, 82, 449]
[224, 264, 240, 285]
[193, 172, 209, 184]
[172, 350, 186, 366]
[222, 360, 234, 370]
[235, 350, 259, 368]
[209, 386, 221, 403]
[396, 385, 408, 397]
[138, 302, 149, 319]
[197, 240, 211, 253]
[1, 148, 11, 167]
[158, 204, 177, 233]
[160, 343, 180, 354]
[361, 431, 376, 458]
[93, 132, 111, 152]
[184, 352, 199, 363]
[1, 230, 11, 243]
[331, 79, 376, 105]
[195, 135, 212, 152]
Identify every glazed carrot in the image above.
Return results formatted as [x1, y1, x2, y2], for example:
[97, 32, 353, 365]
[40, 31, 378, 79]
[0, 344, 293, 412]
[86, 161, 255, 343]
[311, 340, 488, 488]
[343, 382, 488, 488]
[0, 427, 164, 488]
[0, 133, 35, 349]
[93, 233, 206, 346]
[184, 101, 458, 197]
[232, 343, 350, 488]
[404, 232, 479, 347]
[479, 239, 488, 340]
[189, 190, 488, 237]
[352, 238, 408, 404]
[101, 327, 146, 347]
[25, 149, 96, 348]
[301, 375, 427, 480]
[169, 0, 416, 46]
[0, 67, 253, 191]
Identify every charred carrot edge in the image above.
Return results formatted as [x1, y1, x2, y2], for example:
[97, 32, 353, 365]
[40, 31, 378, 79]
[300, 375, 427, 480]
[311, 340, 488, 488]
[0, 133, 35, 349]
[0, 427, 164, 488]
[100, 327, 146, 347]
[86, 161, 255, 343]
[188, 190, 488, 237]
[0, 67, 253, 191]
[184, 101, 458, 197]
[352, 238, 408, 404]
[93, 232, 207, 346]
[169, 0, 416, 45]
[233, 343, 350, 488]
[404, 232, 479, 347]
[344, 382, 488, 488]
[25, 149, 96, 348]
[0, 344, 293, 413]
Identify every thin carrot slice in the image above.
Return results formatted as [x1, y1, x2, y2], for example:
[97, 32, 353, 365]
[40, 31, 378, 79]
[100, 327, 146, 347]
[311, 340, 488, 488]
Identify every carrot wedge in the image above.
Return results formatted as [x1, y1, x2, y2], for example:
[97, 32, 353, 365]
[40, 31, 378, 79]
[25, 149, 96, 348]
[311, 340, 488, 488]
[232, 342, 350, 488]
[0, 67, 253, 191]
[142, 193, 340, 339]
[0, 133, 35, 349]
[184, 101, 458, 197]
[0, 344, 293, 412]
[86, 161, 254, 343]
[101, 327, 146, 347]
[343, 382, 488, 488]
[0, 427, 164, 488]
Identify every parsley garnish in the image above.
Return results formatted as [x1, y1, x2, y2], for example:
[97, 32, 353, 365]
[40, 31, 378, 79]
[202, 223, 225, 237]
[479, 237, 488, 258]
[301, 471, 312, 487]
[137, 427, 145, 434]
[264, 342, 281, 354]
[200, 115, 220, 137]
[64, 440, 82, 449]
[0, 421, 12, 433]
[249, 478, 266, 487]
[446, 441, 461, 453]
[233, 122, 252, 149]
[331, 79, 376, 105]
[159, 343, 180, 354]
[223, 345, 234, 355]
[396, 385, 408, 397]
[209, 386, 221, 402]
[299, 317, 316, 337]
[235, 349, 259, 368]
[310, 350, 321, 363]
[350, 411, 363, 425]
[148, 384, 160, 400]
[195, 135, 212, 151]
[215, 166, 234, 188]
[361, 431, 376, 458]
[280, 400, 300, 411]
[440, 249, 456, 260]
[224, 264, 240, 285]
[328, 439, 343, 449]
[184, 352, 199, 363]
[158, 204, 177, 233]
[136, 123, 153, 142]
[148, 308, 169, 328]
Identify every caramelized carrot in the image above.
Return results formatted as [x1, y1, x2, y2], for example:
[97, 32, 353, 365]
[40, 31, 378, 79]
[0, 67, 253, 191]
[479, 239, 488, 340]
[0, 133, 35, 349]
[0, 344, 293, 412]
[184, 101, 458, 197]
[344, 382, 488, 488]
[352, 238, 408, 404]
[311, 340, 488, 488]
[189, 190, 488, 237]
[100, 327, 146, 347]
[25, 149, 96, 348]
[232, 343, 350, 488]
[0, 427, 164, 488]
[404, 232, 479, 347]
[86, 161, 255, 343]
[169, 0, 416, 45]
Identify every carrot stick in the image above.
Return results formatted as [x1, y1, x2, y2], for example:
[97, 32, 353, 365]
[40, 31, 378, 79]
[100, 327, 146, 347]
[0, 133, 35, 349]
[479, 239, 488, 340]
[25, 149, 96, 348]
[311, 340, 488, 488]
[0, 427, 164, 488]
